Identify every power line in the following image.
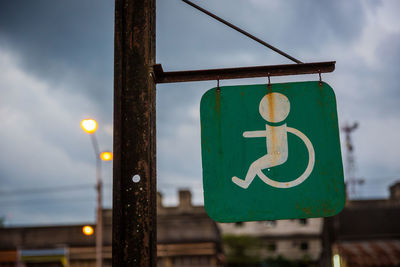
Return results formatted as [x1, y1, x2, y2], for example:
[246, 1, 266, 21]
[0, 197, 96, 207]
[181, 0, 303, 63]
[0, 193, 113, 207]
[0, 183, 112, 196]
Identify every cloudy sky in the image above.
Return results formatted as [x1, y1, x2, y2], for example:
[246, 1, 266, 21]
[0, 0, 399, 225]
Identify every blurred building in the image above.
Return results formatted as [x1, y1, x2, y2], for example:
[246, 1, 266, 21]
[0, 190, 222, 267]
[3, 182, 400, 267]
[219, 218, 323, 265]
[321, 181, 400, 267]
[157, 190, 223, 267]
[0, 222, 104, 267]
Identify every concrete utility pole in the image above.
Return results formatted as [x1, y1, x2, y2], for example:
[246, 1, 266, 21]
[113, 0, 157, 266]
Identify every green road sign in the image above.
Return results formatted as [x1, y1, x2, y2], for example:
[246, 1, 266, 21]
[200, 81, 345, 222]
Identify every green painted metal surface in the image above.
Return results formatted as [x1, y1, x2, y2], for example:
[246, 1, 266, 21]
[200, 81, 345, 222]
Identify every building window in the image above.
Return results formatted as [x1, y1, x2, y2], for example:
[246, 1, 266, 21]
[265, 220, 276, 227]
[235, 221, 244, 227]
[299, 218, 308, 225]
[300, 242, 309, 251]
[267, 242, 277, 251]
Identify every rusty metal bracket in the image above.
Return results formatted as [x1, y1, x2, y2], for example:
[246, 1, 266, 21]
[318, 69, 323, 86]
[153, 61, 335, 84]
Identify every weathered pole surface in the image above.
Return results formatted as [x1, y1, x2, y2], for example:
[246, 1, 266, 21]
[113, 0, 156, 266]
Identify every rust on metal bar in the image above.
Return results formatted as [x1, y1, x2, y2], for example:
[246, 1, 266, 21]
[153, 61, 335, 84]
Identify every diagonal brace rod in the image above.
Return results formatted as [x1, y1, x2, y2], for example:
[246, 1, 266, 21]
[182, 0, 303, 64]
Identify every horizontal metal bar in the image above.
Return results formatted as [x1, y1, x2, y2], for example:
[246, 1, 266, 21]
[181, 0, 302, 64]
[152, 61, 335, 84]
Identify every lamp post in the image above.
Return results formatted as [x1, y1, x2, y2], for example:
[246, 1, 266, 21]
[81, 119, 112, 267]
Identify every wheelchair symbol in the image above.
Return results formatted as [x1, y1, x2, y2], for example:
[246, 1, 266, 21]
[232, 92, 315, 189]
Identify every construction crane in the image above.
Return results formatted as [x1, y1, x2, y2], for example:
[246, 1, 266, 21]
[342, 122, 364, 198]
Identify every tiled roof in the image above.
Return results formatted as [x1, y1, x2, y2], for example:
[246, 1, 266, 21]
[336, 240, 400, 266]
[335, 200, 400, 240]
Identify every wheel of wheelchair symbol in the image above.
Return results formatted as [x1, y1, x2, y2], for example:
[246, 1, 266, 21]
[256, 127, 315, 188]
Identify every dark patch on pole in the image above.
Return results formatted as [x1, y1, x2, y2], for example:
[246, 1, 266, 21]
[113, 0, 156, 266]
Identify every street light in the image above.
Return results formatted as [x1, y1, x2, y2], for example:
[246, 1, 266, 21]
[81, 118, 112, 267]
[100, 151, 113, 161]
[82, 225, 94, 236]
[81, 119, 98, 134]
[333, 254, 341, 267]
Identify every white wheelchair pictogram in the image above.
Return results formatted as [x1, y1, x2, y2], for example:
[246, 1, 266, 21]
[232, 92, 315, 189]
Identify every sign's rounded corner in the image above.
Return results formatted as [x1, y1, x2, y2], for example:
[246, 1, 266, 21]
[326, 193, 347, 218]
[335, 194, 347, 215]
[204, 203, 229, 223]
[200, 87, 218, 106]
[204, 211, 223, 223]
[321, 80, 337, 96]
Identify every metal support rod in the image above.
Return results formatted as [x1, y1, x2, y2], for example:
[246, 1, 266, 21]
[96, 168, 103, 267]
[182, 0, 302, 64]
[153, 61, 335, 84]
[113, 0, 157, 266]
[90, 134, 103, 267]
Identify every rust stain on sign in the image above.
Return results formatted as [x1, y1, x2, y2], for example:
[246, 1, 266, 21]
[268, 92, 278, 166]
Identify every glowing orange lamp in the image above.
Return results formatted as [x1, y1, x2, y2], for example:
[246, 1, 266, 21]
[82, 225, 94, 236]
[100, 151, 113, 161]
[81, 119, 98, 134]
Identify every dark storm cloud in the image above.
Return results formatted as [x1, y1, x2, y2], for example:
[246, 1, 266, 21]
[157, 0, 400, 201]
[277, 0, 372, 49]
[0, 0, 114, 118]
[157, 0, 377, 69]
[331, 29, 400, 120]
[374, 33, 400, 107]
[0, 0, 114, 225]
[0, 0, 399, 225]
